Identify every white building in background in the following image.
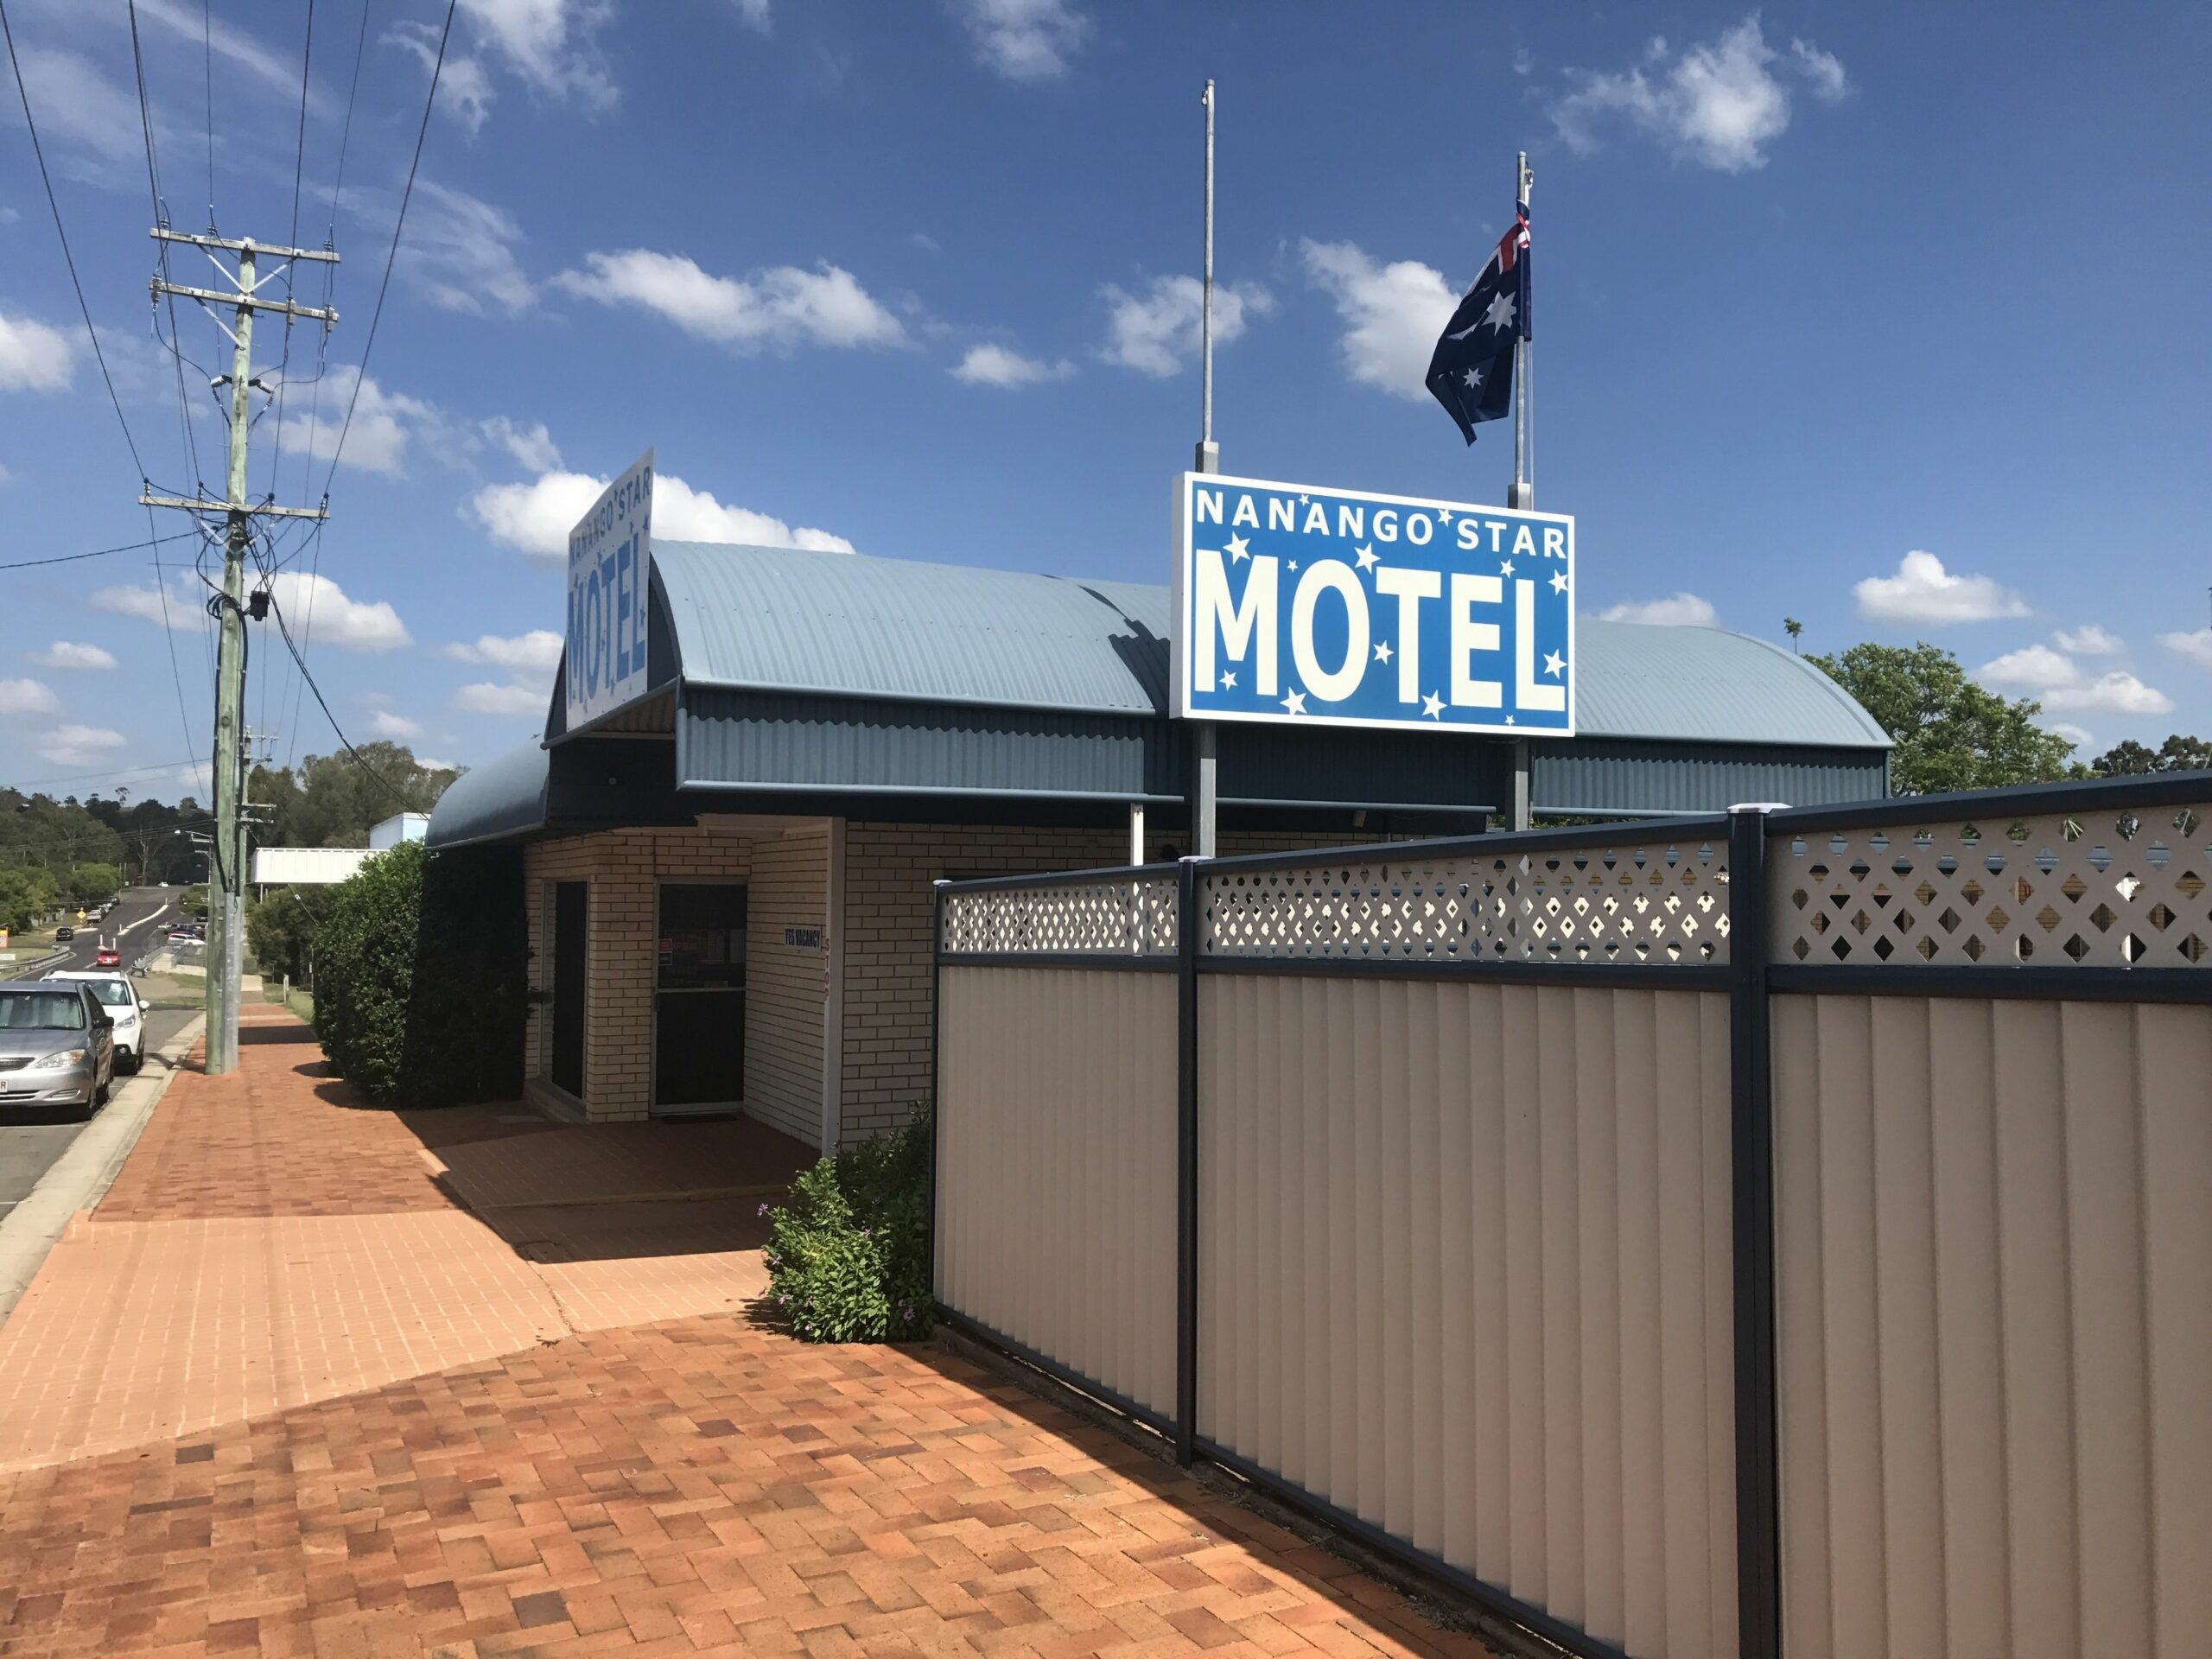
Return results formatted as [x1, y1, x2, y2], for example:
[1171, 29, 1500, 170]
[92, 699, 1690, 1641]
[251, 812, 428, 887]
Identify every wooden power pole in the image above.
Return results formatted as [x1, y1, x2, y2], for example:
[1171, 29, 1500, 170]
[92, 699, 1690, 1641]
[141, 229, 336, 1075]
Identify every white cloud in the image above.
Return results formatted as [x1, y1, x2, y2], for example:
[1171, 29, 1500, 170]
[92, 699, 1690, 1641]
[732, 0, 772, 31]
[951, 343, 1075, 388]
[1300, 240, 1456, 399]
[0, 312, 73, 392]
[2049, 722, 2095, 751]
[92, 581, 202, 629]
[32, 641, 116, 671]
[480, 416, 563, 473]
[2053, 624, 2123, 656]
[388, 24, 496, 135]
[444, 629, 564, 671]
[2158, 628, 2212, 671]
[136, 0, 313, 99]
[454, 679, 546, 715]
[954, 0, 1089, 82]
[1598, 593, 1719, 627]
[35, 724, 124, 766]
[1789, 39, 1851, 102]
[455, 0, 617, 110]
[386, 181, 534, 315]
[0, 678, 60, 715]
[368, 710, 425, 741]
[467, 467, 854, 558]
[1853, 550, 2030, 625]
[1551, 17, 1847, 172]
[416, 756, 459, 772]
[554, 251, 906, 352]
[0, 48, 143, 174]
[266, 572, 411, 652]
[1099, 275, 1272, 378]
[276, 366, 440, 476]
[2041, 672, 2174, 716]
[1979, 644, 2079, 687]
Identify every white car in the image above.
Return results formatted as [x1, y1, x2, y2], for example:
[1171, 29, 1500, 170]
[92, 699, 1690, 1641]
[42, 971, 146, 1073]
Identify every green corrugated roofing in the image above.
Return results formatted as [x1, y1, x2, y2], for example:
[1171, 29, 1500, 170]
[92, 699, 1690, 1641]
[652, 542, 1888, 749]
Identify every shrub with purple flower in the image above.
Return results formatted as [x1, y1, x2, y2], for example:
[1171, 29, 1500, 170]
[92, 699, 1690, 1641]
[760, 1106, 935, 1344]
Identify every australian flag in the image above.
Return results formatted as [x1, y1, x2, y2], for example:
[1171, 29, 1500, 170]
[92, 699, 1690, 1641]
[1425, 207, 1530, 444]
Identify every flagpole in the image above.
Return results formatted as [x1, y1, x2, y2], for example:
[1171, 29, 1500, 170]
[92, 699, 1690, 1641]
[1197, 79, 1219, 476]
[1192, 78, 1219, 858]
[1510, 150, 1532, 510]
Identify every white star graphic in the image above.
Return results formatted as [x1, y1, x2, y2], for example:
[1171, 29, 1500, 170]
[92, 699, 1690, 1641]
[1483, 290, 1516, 334]
[1505, 715, 1516, 726]
[1353, 543, 1378, 573]
[1548, 569, 1568, 594]
[1498, 558, 1516, 577]
[1287, 559, 1299, 572]
[1435, 508, 1453, 524]
[1373, 641, 1393, 664]
[1542, 651, 1565, 678]
[1461, 365, 1484, 390]
[1281, 689, 1306, 715]
[1224, 533, 1250, 563]
[1221, 671, 1236, 689]
[1421, 691, 1445, 720]
[1297, 493, 1309, 504]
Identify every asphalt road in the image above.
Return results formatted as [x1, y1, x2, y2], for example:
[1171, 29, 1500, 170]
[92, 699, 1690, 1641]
[38, 886, 184, 976]
[0, 1006, 197, 1221]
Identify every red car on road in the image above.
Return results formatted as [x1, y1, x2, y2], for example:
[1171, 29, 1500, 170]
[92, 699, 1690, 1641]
[94, 948, 121, 968]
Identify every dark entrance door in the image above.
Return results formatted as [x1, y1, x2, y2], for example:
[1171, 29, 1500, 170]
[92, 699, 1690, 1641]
[654, 882, 747, 1113]
[550, 880, 587, 1099]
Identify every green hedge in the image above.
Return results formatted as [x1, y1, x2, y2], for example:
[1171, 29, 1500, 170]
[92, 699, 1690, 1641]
[763, 1110, 934, 1343]
[313, 840, 527, 1106]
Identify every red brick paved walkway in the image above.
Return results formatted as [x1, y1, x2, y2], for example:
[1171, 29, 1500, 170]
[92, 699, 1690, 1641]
[0, 1007, 1494, 1659]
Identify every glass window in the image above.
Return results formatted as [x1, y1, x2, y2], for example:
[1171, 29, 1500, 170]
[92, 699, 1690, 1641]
[656, 884, 747, 991]
[0, 992, 87, 1030]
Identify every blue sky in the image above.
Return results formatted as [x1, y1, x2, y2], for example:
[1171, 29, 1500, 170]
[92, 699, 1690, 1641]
[2, 0, 2208, 798]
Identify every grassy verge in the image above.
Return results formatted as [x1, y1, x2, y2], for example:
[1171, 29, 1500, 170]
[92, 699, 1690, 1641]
[134, 970, 209, 1008]
[274, 984, 315, 1026]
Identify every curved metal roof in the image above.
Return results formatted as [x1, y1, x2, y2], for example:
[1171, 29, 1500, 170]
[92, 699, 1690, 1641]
[423, 739, 547, 848]
[652, 542, 1887, 748]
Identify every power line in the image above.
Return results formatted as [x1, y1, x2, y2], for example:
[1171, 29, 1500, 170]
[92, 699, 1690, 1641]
[290, 0, 427, 771]
[201, 0, 215, 226]
[0, 0, 149, 480]
[318, 0, 454, 495]
[265, 588, 422, 810]
[264, 0, 319, 749]
[0, 530, 202, 573]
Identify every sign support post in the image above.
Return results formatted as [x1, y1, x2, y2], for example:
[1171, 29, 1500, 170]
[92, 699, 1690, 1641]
[1192, 77, 1220, 857]
[1509, 150, 1533, 513]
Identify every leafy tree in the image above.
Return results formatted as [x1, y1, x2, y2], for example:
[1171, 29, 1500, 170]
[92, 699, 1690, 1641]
[313, 841, 525, 1107]
[0, 868, 61, 933]
[248, 745, 456, 850]
[67, 864, 120, 907]
[1807, 641, 2088, 794]
[246, 887, 321, 985]
[2091, 734, 2212, 776]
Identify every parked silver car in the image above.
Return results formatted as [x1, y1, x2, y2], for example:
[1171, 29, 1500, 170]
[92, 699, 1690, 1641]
[0, 984, 114, 1112]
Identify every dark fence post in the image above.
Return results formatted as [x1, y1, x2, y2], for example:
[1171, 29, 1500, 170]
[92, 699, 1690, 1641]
[1174, 855, 1200, 1467]
[1728, 807, 1782, 1659]
[927, 880, 946, 1306]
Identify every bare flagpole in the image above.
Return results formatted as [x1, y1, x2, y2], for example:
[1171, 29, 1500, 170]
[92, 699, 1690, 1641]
[1197, 79, 1219, 476]
[1510, 150, 1533, 510]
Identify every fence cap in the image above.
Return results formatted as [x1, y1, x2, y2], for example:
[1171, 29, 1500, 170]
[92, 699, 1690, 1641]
[1729, 802, 1791, 814]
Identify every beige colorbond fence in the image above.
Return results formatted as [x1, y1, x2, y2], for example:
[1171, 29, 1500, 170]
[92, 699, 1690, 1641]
[931, 774, 2212, 1659]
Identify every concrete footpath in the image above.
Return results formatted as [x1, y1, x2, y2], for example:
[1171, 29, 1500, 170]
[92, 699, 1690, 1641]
[0, 1013, 204, 1327]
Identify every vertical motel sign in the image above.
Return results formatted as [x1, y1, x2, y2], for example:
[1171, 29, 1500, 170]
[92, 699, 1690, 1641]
[1171, 473, 1575, 735]
[566, 448, 656, 732]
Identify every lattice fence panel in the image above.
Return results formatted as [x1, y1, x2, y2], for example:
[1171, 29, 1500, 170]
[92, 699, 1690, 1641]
[1201, 842, 1732, 964]
[940, 875, 1179, 957]
[1770, 800, 2212, 968]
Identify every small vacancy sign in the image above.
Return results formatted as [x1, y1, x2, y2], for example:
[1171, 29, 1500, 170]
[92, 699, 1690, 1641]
[1171, 473, 1573, 736]
[565, 448, 655, 731]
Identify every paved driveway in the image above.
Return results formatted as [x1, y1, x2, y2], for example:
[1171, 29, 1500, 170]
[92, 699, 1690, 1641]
[0, 1007, 1491, 1659]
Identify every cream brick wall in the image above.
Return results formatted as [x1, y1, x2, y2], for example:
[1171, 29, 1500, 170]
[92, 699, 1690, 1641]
[522, 827, 754, 1123]
[743, 826, 831, 1148]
